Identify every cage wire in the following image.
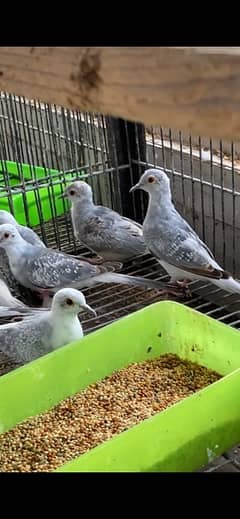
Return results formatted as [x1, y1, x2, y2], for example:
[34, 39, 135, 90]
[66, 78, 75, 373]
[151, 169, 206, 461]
[0, 92, 240, 471]
[0, 91, 240, 340]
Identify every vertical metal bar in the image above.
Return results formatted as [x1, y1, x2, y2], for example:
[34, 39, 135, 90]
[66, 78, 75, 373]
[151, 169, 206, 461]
[189, 134, 196, 228]
[105, 117, 146, 222]
[198, 136, 205, 242]
[179, 130, 186, 214]
[209, 138, 216, 255]
[231, 142, 236, 276]
[219, 140, 226, 267]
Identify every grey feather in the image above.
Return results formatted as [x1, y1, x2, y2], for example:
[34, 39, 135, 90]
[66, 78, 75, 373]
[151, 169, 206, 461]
[0, 278, 45, 319]
[63, 181, 147, 261]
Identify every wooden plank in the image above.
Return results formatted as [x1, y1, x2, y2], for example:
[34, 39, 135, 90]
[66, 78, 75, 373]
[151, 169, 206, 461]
[1, 47, 240, 139]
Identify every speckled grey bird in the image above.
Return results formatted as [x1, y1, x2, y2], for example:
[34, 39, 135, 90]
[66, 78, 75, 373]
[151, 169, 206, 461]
[0, 288, 96, 364]
[130, 168, 240, 295]
[61, 181, 147, 261]
[0, 210, 46, 248]
[0, 224, 176, 301]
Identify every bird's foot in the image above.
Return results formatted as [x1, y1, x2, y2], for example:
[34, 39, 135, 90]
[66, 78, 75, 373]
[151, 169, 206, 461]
[174, 279, 192, 298]
[89, 256, 105, 265]
[157, 286, 188, 299]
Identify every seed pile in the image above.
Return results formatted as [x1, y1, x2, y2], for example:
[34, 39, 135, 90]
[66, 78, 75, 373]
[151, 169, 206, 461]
[0, 353, 221, 472]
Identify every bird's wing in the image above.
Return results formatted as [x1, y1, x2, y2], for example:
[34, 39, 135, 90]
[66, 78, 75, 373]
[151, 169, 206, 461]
[81, 208, 145, 257]
[179, 218, 215, 259]
[19, 225, 46, 248]
[149, 228, 228, 280]
[0, 317, 51, 362]
[26, 251, 100, 289]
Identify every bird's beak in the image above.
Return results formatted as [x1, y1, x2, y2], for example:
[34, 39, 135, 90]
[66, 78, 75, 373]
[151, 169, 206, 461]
[129, 182, 141, 193]
[80, 304, 97, 317]
[57, 192, 67, 200]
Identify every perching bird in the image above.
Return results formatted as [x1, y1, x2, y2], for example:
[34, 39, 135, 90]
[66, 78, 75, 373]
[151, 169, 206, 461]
[130, 168, 240, 295]
[0, 210, 46, 248]
[60, 180, 147, 261]
[0, 210, 46, 306]
[0, 288, 96, 364]
[0, 224, 177, 302]
[0, 277, 46, 319]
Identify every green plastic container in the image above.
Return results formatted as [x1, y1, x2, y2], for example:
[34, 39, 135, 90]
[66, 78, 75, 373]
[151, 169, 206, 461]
[0, 160, 84, 226]
[1, 301, 240, 472]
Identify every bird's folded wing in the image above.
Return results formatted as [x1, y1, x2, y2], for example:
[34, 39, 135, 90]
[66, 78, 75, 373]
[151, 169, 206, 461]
[149, 232, 229, 280]
[27, 252, 99, 289]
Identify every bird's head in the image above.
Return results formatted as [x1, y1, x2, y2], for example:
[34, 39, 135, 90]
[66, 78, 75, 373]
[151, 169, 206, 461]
[129, 168, 171, 197]
[52, 288, 97, 317]
[60, 181, 93, 204]
[0, 223, 21, 249]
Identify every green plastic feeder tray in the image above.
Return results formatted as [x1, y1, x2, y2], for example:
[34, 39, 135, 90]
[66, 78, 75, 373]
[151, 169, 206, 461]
[1, 301, 240, 472]
[0, 160, 84, 226]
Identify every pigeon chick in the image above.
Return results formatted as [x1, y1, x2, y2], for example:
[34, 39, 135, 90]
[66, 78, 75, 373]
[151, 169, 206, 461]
[130, 168, 240, 295]
[0, 287, 96, 364]
[61, 180, 147, 262]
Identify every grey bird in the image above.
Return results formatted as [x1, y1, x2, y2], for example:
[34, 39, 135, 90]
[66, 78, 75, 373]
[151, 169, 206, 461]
[0, 287, 96, 364]
[0, 210, 46, 248]
[130, 168, 240, 295]
[60, 180, 147, 262]
[0, 224, 178, 301]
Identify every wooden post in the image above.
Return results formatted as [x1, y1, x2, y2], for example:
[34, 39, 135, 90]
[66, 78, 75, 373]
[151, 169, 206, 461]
[105, 117, 147, 221]
[1, 47, 240, 139]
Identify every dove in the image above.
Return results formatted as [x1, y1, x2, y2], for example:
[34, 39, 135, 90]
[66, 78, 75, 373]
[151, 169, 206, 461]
[0, 210, 46, 248]
[60, 180, 147, 262]
[130, 168, 240, 295]
[0, 287, 96, 364]
[0, 224, 177, 302]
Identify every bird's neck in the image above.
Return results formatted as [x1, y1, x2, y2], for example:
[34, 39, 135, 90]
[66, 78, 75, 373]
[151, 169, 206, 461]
[50, 309, 79, 324]
[3, 239, 30, 264]
[73, 198, 94, 212]
[145, 190, 173, 221]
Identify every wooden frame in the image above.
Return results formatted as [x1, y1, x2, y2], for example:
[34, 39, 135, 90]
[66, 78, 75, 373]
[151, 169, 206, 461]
[0, 47, 240, 140]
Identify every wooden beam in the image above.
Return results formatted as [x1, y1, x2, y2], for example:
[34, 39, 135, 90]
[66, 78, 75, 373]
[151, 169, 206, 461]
[0, 47, 240, 140]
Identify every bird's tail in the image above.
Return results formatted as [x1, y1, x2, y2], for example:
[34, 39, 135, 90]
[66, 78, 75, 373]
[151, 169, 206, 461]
[212, 277, 240, 295]
[93, 272, 170, 290]
[0, 305, 45, 319]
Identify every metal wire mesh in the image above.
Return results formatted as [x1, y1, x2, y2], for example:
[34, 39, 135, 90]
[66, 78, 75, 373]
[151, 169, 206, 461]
[0, 92, 240, 472]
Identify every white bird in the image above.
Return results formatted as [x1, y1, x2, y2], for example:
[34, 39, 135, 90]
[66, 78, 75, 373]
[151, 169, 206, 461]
[130, 168, 240, 295]
[60, 180, 147, 262]
[0, 287, 96, 364]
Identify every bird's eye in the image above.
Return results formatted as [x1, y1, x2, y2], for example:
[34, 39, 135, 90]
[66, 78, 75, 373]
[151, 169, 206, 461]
[4, 232, 10, 239]
[148, 176, 155, 183]
[69, 190, 75, 196]
[66, 298, 73, 306]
